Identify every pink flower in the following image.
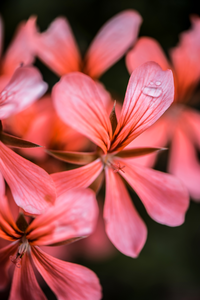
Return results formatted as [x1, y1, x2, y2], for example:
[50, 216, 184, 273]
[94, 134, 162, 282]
[126, 15, 200, 200]
[3, 95, 91, 161]
[50, 62, 189, 258]
[0, 188, 101, 300]
[30, 10, 142, 79]
[0, 65, 58, 215]
[0, 21, 58, 214]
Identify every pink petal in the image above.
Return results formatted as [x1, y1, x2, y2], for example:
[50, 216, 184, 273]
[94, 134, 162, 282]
[126, 113, 170, 167]
[0, 141, 56, 215]
[110, 61, 174, 152]
[26, 188, 99, 246]
[168, 127, 200, 201]
[52, 72, 112, 153]
[32, 246, 102, 300]
[170, 39, 200, 102]
[180, 108, 200, 148]
[126, 37, 170, 74]
[104, 167, 147, 257]
[33, 17, 81, 76]
[180, 15, 200, 49]
[9, 251, 47, 300]
[0, 242, 19, 290]
[84, 10, 142, 79]
[51, 158, 103, 197]
[0, 66, 48, 119]
[117, 158, 189, 226]
[1, 17, 36, 76]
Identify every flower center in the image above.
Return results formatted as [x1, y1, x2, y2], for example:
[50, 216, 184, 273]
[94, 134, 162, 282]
[102, 155, 125, 173]
[10, 236, 29, 268]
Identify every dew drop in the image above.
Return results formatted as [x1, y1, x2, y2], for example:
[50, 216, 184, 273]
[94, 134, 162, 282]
[142, 86, 162, 98]
[155, 81, 161, 86]
[150, 81, 154, 85]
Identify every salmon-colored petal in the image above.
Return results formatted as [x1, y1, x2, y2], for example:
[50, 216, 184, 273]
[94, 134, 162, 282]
[125, 113, 171, 167]
[0, 242, 19, 290]
[34, 17, 81, 76]
[110, 62, 174, 152]
[126, 37, 170, 74]
[180, 15, 200, 49]
[104, 167, 147, 257]
[9, 251, 47, 300]
[170, 40, 200, 102]
[26, 188, 99, 246]
[0, 195, 22, 240]
[168, 127, 200, 201]
[52, 72, 112, 153]
[0, 66, 48, 119]
[118, 158, 189, 226]
[0, 141, 56, 215]
[51, 158, 103, 197]
[32, 246, 102, 300]
[84, 10, 142, 79]
[179, 107, 200, 149]
[2, 18, 36, 76]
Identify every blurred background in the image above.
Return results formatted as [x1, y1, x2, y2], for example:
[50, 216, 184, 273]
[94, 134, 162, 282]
[1, 0, 200, 299]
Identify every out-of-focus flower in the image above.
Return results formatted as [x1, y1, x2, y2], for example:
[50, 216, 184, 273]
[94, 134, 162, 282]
[30, 10, 142, 79]
[50, 62, 189, 258]
[0, 59, 57, 215]
[0, 187, 101, 300]
[2, 95, 91, 161]
[126, 15, 200, 200]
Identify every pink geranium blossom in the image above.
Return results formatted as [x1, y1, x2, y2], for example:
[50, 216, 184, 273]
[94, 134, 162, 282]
[50, 62, 189, 258]
[126, 15, 200, 200]
[0, 188, 101, 300]
[30, 10, 142, 79]
[0, 65, 57, 215]
[0, 16, 56, 214]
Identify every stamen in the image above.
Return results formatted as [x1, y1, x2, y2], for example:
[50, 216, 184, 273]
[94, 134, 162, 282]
[109, 161, 126, 173]
[10, 236, 29, 268]
[10, 253, 22, 268]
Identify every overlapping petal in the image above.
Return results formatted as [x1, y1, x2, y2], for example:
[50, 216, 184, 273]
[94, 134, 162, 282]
[84, 10, 142, 79]
[26, 188, 99, 246]
[0, 66, 48, 119]
[110, 62, 174, 152]
[104, 167, 147, 257]
[170, 41, 200, 102]
[168, 127, 200, 201]
[32, 246, 102, 300]
[117, 158, 189, 226]
[52, 72, 112, 153]
[126, 37, 170, 74]
[9, 251, 47, 300]
[33, 17, 81, 76]
[51, 159, 103, 197]
[0, 141, 56, 214]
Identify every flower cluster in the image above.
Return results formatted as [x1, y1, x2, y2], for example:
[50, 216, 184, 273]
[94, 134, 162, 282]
[0, 9, 199, 300]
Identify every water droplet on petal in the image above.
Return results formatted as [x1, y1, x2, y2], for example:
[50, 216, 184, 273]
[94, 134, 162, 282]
[150, 81, 154, 85]
[155, 81, 161, 86]
[142, 86, 162, 98]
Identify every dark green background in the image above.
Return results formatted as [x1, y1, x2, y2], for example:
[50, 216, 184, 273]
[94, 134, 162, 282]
[1, 0, 200, 299]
